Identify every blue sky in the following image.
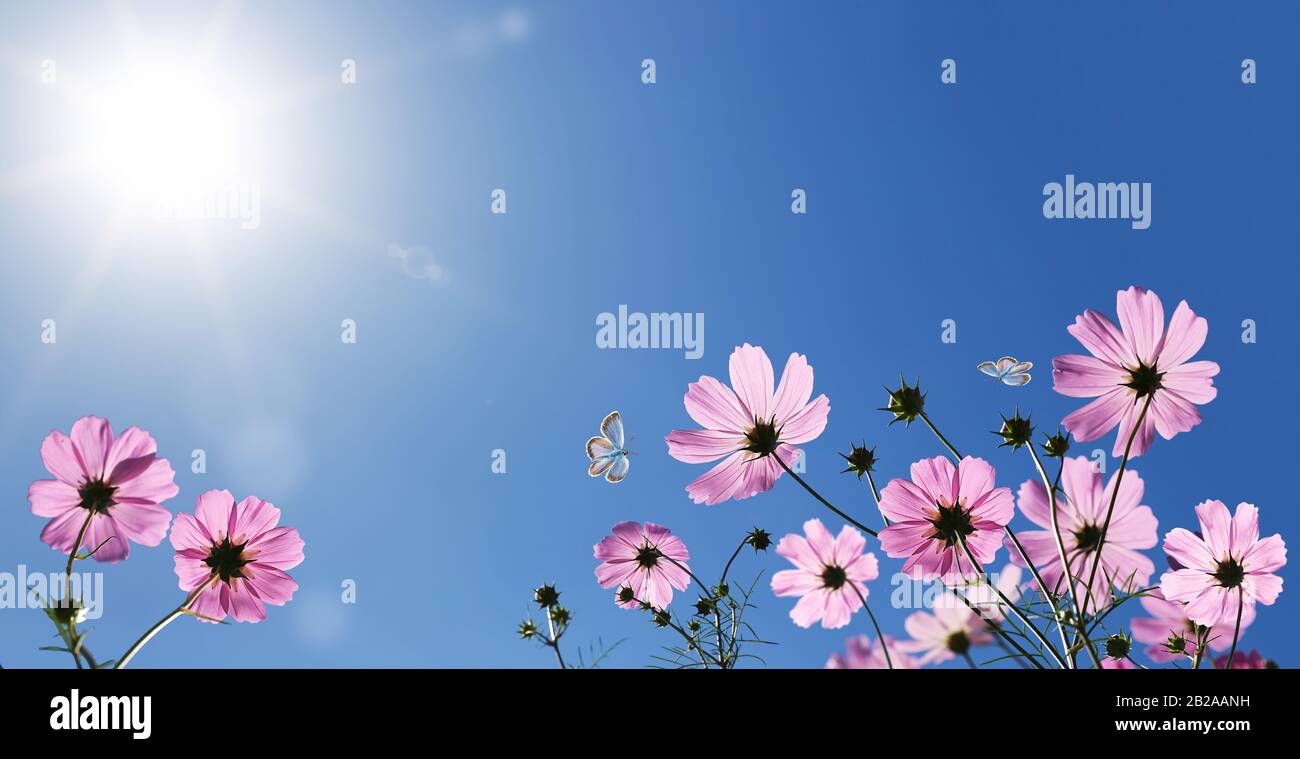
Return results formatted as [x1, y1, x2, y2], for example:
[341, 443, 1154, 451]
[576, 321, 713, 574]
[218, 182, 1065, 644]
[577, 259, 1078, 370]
[0, 1, 1294, 668]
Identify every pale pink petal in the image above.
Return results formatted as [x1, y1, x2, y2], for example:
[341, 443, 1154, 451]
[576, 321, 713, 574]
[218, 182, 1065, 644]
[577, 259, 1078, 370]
[909, 456, 956, 503]
[684, 451, 749, 505]
[777, 394, 830, 444]
[1225, 502, 1259, 553]
[69, 416, 114, 481]
[1160, 568, 1212, 604]
[879, 479, 937, 522]
[1067, 309, 1132, 368]
[771, 568, 820, 597]
[111, 457, 179, 505]
[245, 565, 298, 606]
[82, 513, 129, 563]
[173, 556, 213, 591]
[245, 527, 304, 571]
[226, 579, 268, 622]
[169, 512, 212, 552]
[40, 508, 90, 554]
[1242, 534, 1286, 574]
[1156, 300, 1207, 368]
[775, 533, 822, 574]
[1248, 573, 1283, 606]
[789, 588, 828, 628]
[770, 352, 815, 423]
[1161, 361, 1219, 404]
[803, 518, 835, 564]
[728, 343, 774, 420]
[1149, 391, 1202, 441]
[40, 431, 88, 486]
[832, 525, 867, 568]
[1014, 479, 1053, 529]
[683, 375, 750, 433]
[107, 501, 170, 547]
[231, 497, 282, 544]
[665, 428, 743, 463]
[1052, 354, 1128, 398]
[194, 490, 237, 539]
[1115, 286, 1164, 364]
[1111, 395, 1156, 458]
[29, 480, 81, 518]
[1163, 528, 1215, 572]
[103, 427, 158, 482]
[1195, 500, 1233, 560]
[821, 590, 855, 629]
[595, 558, 637, 588]
[1060, 388, 1129, 443]
[955, 457, 995, 506]
[1060, 456, 1103, 523]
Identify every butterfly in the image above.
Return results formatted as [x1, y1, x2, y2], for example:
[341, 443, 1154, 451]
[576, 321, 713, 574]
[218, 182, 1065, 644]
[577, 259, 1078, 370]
[978, 356, 1032, 386]
[586, 411, 630, 483]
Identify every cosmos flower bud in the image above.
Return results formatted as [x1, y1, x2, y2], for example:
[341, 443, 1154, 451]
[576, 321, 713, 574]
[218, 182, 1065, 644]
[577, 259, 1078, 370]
[994, 410, 1034, 451]
[881, 377, 926, 426]
[839, 442, 878, 480]
[617, 586, 636, 605]
[1042, 428, 1071, 458]
[746, 528, 772, 552]
[534, 584, 561, 609]
[687, 620, 701, 633]
[549, 606, 571, 627]
[46, 599, 89, 628]
[1165, 634, 1188, 656]
[517, 620, 538, 640]
[694, 597, 715, 617]
[652, 609, 672, 628]
[1104, 633, 1132, 660]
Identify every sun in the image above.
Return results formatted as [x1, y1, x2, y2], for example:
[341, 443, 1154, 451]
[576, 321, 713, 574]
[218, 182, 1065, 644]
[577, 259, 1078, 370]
[88, 63, 245, 206]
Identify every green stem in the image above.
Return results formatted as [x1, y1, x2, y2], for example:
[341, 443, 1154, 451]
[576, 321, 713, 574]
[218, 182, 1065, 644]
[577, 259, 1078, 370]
[962, 651, 979, 669]
[1077, 394, 1153, 664]
[63, 511, 95, 669]
[846, 582, 892, 669]
[950, 589, 1044, 669]
[116, 574, 220, 669]
[1224, 587, 1244, 670]
[654, 552, 727, 666]
[774, 452, 878, 537]
[957, 536, 1068, 669]
[545, 612, 567, 669]
[1026, 445, 1094, 669]
[863, 470, 890, 528]
[919, 410, 962, 460]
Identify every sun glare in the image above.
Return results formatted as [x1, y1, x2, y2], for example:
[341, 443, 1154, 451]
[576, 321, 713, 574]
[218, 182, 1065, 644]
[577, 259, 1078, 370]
[88, 65, 244, 205]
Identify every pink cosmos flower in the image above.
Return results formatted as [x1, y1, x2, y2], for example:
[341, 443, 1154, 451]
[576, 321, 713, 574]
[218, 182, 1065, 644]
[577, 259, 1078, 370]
[1131, 588, 1253, 663]
[666, 344, 829, 505]
[1160, 500, 1286, 628]
[28, 416, 179, 563]
[1053, 286, 1218, 458]
[1101, 657, 1136, 669]
[772, 518, 878, 629]
[826, 635, 918, 669]
[170, 490, 305, 623]
[878, 456, 1013, 580]
[1004, 456, 1157, 609]
[899, 602, 992, 666]
[1214, 650, 1272, 669]
[594, 521, 691, 609]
